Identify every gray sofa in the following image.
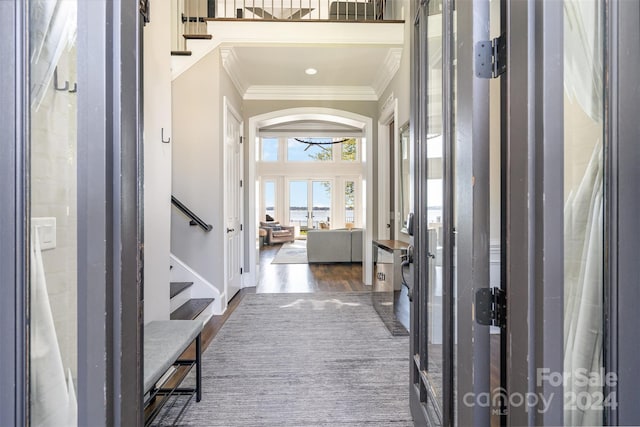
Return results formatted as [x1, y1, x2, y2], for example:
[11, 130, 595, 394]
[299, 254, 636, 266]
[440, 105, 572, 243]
[307, 228, 363, 263]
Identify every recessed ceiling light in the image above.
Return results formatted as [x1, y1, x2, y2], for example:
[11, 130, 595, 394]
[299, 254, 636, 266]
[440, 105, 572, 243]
[305, 68, 318, 75]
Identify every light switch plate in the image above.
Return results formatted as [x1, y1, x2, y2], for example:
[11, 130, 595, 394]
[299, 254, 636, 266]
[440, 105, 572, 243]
[32, 217, 57, 250]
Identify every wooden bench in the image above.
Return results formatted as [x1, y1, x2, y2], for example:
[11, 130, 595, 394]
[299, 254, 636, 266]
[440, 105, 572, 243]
[144, 320, 203, 426]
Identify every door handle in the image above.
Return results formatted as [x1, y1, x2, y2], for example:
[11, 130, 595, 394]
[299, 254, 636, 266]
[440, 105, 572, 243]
[226, 228, 235, 233]
[401, 245, 414, 302]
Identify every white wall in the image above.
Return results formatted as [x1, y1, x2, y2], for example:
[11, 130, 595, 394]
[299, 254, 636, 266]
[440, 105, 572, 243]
[378, 0, 411, 242]
[172, 52, 222, 296]
[171, 49, 243, 305]
[143, 1, 173, 323]
[379, 0, 411, 127]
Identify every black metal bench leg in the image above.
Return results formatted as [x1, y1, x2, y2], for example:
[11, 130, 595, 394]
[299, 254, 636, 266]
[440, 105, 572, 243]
[196, 333, 202, 402]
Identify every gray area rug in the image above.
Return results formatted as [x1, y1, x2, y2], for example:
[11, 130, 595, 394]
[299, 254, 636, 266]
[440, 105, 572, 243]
[271, 240, 308, 264]
[165, 293, 412, 426]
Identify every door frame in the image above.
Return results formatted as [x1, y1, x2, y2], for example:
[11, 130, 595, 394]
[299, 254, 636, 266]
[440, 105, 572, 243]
[608, 0, 640, 424]
[503, 1, 565, 425]
[0, 0, 143, 425]
[377, 96, 399, 240]
[223, 96, 244, 299]
[0, 2, 28, 424]
[248, 108, 374, 285]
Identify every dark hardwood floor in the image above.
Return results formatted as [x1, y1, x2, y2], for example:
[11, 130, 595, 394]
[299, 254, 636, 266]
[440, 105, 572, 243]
[177, 242, 366, 358]
[256, 242, 368, 293]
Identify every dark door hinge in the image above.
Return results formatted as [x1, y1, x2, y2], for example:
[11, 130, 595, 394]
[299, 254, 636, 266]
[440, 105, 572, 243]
[240, 267, 243, 275]
[475, 33, 506, 79]
[240, 224, 243, 231]
[475, 287, 506, 328]
[240, 180, 243, 187]
[240, 136, 243, 144]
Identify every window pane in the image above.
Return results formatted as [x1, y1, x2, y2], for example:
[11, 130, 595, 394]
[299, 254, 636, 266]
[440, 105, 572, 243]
[312, 181, 332, 229]
[287, 138, 332, 161]
[264, 181, 275, 220]
[289, 180, 308, 229]
[425, 5, 444, 416]
[563, 0, 604, 425]
[261, 137, 279, 161]
[345, 181, 355, 226]
[341, 138, 358, 161]
[29, 0, 78, 424]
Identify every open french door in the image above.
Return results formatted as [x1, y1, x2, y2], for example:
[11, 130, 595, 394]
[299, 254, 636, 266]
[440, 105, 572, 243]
[409, 0, 504, 425]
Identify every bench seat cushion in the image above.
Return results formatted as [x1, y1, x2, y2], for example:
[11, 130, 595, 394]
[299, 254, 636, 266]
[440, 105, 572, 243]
[144, 320, 203, 393]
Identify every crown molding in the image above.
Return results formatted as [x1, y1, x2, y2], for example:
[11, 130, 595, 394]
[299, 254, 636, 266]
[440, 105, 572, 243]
[243, 85, 379, 101]
[371, 48, 403, 97]
[220, 47, 248, 95]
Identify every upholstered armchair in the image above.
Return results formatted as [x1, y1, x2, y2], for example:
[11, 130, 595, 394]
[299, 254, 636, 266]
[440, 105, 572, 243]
[259, 221, 295, 245]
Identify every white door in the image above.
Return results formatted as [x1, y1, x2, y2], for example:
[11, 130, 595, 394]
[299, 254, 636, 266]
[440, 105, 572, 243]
[224, 98, 243, 302]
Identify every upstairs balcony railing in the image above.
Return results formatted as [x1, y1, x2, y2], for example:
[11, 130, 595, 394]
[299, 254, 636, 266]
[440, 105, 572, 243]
[172, 0, 399, 52]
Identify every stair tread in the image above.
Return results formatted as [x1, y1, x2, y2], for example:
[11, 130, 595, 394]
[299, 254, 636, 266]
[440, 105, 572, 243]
[171, 298, 214, 320]
[170, 282, 194, 298]
[183, 34, 213, 40]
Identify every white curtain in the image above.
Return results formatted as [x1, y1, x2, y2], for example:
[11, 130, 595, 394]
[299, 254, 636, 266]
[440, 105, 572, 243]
[31, 227, 77, 426]
[563, 0, 604, 425]
[563, 0, 603, 123]
[30, 0, 77, 110]
[563, 143, 603, 427]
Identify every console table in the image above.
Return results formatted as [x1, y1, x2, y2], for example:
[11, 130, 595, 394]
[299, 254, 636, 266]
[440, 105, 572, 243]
[372, 239, 410, 336]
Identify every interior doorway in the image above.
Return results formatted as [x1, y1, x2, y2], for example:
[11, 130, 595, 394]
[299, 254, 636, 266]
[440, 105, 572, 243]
[248, 108, 375, 286]
[223, 97, 244, 303]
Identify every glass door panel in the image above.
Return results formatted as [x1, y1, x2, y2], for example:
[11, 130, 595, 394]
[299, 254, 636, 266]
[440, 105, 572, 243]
[264, 180, 275, 220]
[312, 180, 332, 229]
[345, 180, 355, 227]
[29, 0, 79, 424]
[289, 180, 308, 230]
[424, 0, 444, 418]
[563, 0, 605, 425]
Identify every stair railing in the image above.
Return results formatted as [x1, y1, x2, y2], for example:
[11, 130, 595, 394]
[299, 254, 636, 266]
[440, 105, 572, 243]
[174, 0, 397, 25]
[171, 195, 213, 232]
[172, 0, 212, 54]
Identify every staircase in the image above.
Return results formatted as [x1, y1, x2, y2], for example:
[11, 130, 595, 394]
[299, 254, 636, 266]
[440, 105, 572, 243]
[170, 281, 215, 321]
[170, 253, 225, 316]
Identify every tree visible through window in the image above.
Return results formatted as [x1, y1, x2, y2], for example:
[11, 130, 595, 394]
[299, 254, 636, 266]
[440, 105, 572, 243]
[287, 138, 332, 161]
[341, 139, 357, 161]
[345, 180, 355, 225]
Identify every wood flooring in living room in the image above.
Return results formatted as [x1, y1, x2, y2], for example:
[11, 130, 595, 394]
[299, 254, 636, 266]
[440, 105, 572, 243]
[257, 243, 368, 293]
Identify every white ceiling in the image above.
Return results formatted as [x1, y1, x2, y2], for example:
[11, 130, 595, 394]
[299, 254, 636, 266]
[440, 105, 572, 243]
[221, 43, 403, 100]
[231, 45, 395, 87]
